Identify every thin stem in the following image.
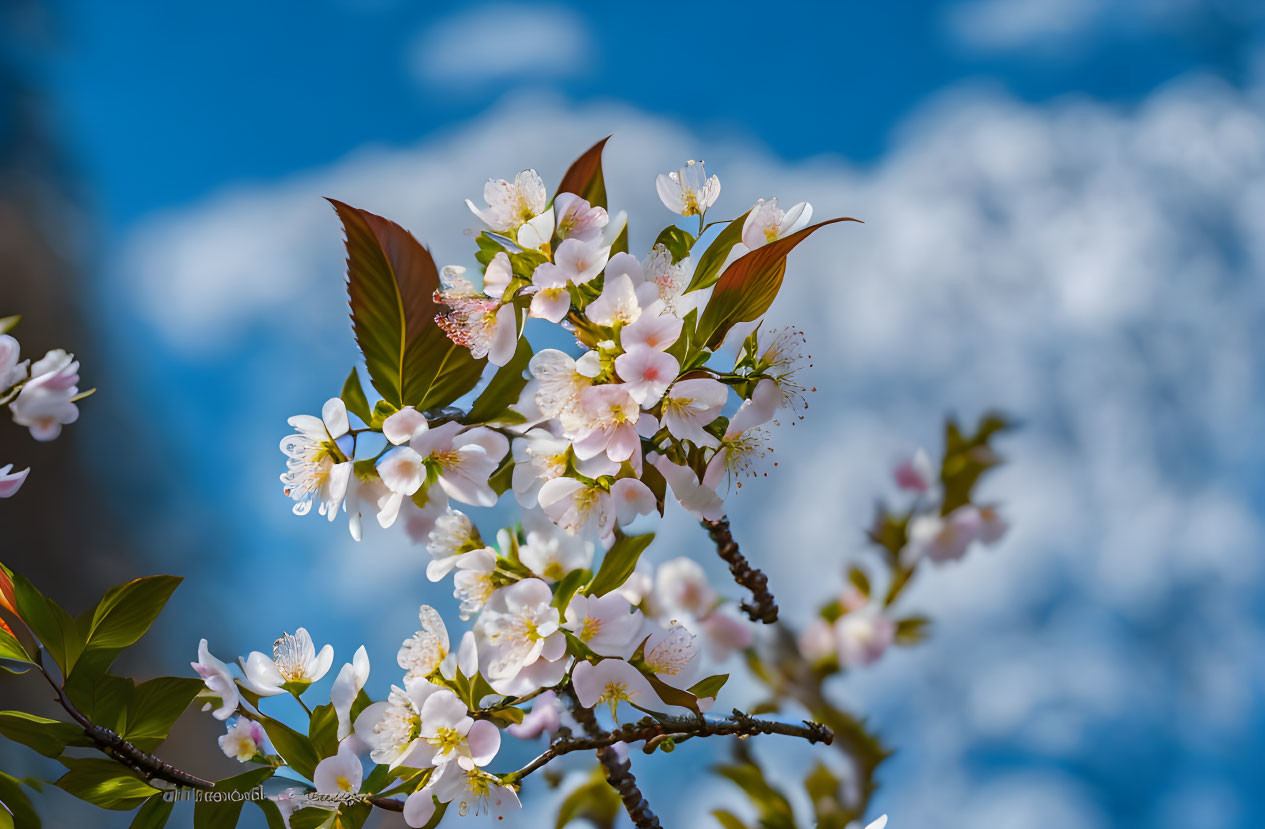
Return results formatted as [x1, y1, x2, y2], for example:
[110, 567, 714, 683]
[702, 516, 779, 623]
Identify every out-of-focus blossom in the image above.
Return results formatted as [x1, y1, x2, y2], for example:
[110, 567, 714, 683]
[465, 169, 547, 233]
[506, 690, 562, 740]
[903, 505, 984, 565]
[700, 606, 753, 661]
[835, 608, 895, 669]
[218, 718, 264, 762]
[654, 557, 717, 620]
[656, 160, 720, 217]
[243, 628, 334, 696]
[280, 398, 353, 521]
[893, 448, 935, 493]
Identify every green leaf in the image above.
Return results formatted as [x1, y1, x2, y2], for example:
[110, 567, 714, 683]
[261, 717, 319, 780]
[0, 316, 19, 336]
[555, 137, 611, 209]
[687, 673, 729, 700]
[9, 570, 83, 676]
[0, 771, 39, 829]
[130, 794, 174, 829]
[552, 569, 591, 613]
[713, 757, 796, 829]
[340, 368, 373, 425]
[653, 226, 696, 263]
[254, 800, 288, 829]
[308, 703, 339, 759]
[54, 758, 160, 811]
[555, 766, 619, 829]
[585, 533, 654, 598]
[289, 807, 336, 829]
[331, 199, 487, 411]
[0, 625, 29, 665]
[86, 575, 182, 651]
[711, 810, 749, 829]
[686, 210, 750, 293]
[464, 337, 532, 423]
[894, 616, 932, 645]
[0, 711, 91, 758]
[194, 768, 275, 829]
[696, 217, 861, 349]
[940, 412, 1012, 514]
[122, 676, 204, 751]
[64, 672, 133, 730]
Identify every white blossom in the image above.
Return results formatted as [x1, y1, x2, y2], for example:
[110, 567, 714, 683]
[0, 335, 28, 390]
[243, 628, 334, 695]
[642, 623, 700, 690]
[313, 740, 363, 795]
[654, 558, 717, 620]
[518, 509, 595, 582]
[218, 718, 264, 763]
[656, 160, 720, 217]
[330, 645, 370, 740]
[563, 593, 644, 657]
[572, 658, 658, 721]
[554, 192, 608, 242]
[465, 169, 547, 233]
[434, 266, 519, 366]
[415, 689, 501, 770]
[506, 690, 562, 740]
[280, 398, 353, 521]
[355, 678, 442, 768]
[659, 378, 728, 448]
[835, 608, 895, 669]
[703, 378, 781, 489]
[10, 349, 80, 442]
[475, 579, 567, 685]
[614, 345, 679, 407]
[425, 508, 484, 582]
[191, 639, 240, 721]
[398, 605, 450, 682]
[404, 762, 520, 827]
[741, 197, 812, 250]
[453, 547, 498, 620]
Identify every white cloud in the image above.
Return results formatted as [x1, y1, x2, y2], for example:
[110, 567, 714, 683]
[116, 73, 1265, 825]
[409, 4, 591, 90]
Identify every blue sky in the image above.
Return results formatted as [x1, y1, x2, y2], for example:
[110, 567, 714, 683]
[16, 1, 1265, 827]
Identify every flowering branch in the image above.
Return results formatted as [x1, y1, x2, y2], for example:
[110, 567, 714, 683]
[703, 516, 779, 623]
[511, 709, 832, 781]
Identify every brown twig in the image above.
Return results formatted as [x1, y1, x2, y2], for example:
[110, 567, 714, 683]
[703, 517, 779, 623]
[566, 690, 662, 829]
[510, 710, 833, 780]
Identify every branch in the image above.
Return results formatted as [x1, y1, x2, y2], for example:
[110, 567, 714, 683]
[34, 662, 213, 790]
[512, 709, 832, 780]
[703, 517, 779, 623]
[565, 689, 662, 829]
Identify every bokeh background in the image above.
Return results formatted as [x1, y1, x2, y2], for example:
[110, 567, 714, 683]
[3, 1, 1264, 826]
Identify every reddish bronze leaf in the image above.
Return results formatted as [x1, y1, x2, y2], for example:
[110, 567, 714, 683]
[556, 136, 612, 209]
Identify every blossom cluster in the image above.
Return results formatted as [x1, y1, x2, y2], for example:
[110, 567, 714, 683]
[281, 159, 817, 550]
[191, 533, 752, 826]
[0, 321, 90, 498]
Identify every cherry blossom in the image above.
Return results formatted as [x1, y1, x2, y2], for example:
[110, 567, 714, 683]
[280, 397, 353, 521]
[191, 639, 240, 721]
[553, 192, 608, 242]
[563, 593, 644, 657]
[572, 658, 658, 721]
[434, 266, 518, 366]
[475, 578, 567, 686]
[403, 762, 520, 827]
[398, 606, 450, 682]
[506, 690, 562, 740]
[703, 378, 781, 489]
[741, 197, 813, 250]
[330, 645, 370, 740]
[354, 678, 442, 768]
[313, 740, 363, 795]
[465, 169, 547, 233]
[893, 448, 935, 492]
[218, 718, 264, 763]
[10, 349, 80, 441]
[415, 689, 501, 770]
[656, 160, 720, 217]
[242, 628, 334, 695]
[659, 378, 728, 448]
